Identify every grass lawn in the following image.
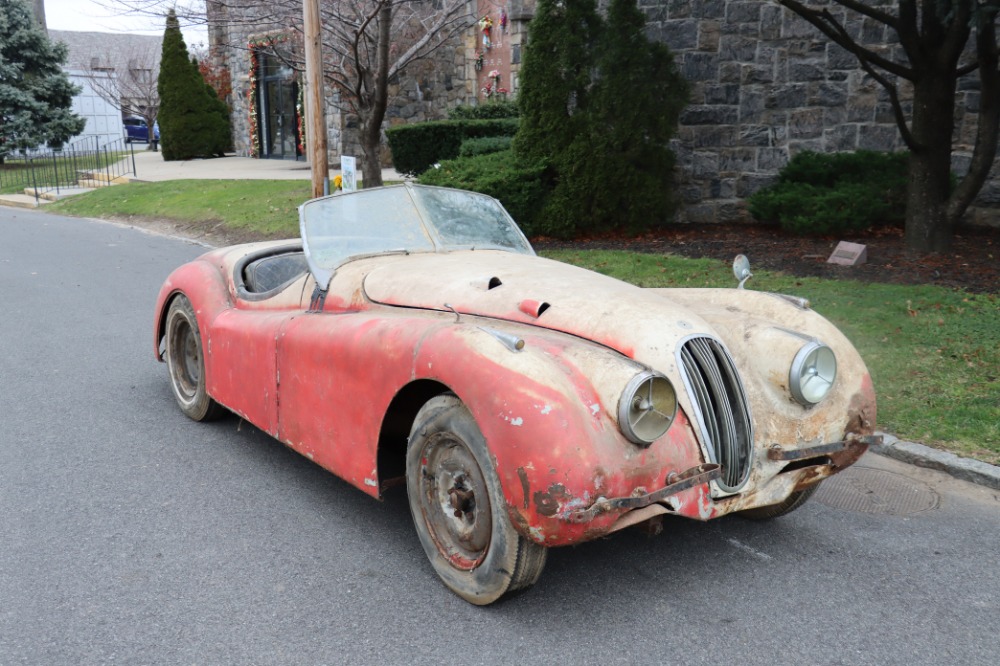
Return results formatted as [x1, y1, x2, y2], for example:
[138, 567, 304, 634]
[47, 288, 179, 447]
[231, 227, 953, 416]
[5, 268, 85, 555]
[50, 179, 311, 236]
[47, 182, 1000, 463]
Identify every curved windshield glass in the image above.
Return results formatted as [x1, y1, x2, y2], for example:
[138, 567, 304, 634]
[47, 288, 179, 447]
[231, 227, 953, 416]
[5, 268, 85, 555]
[299, 184, 534, 288]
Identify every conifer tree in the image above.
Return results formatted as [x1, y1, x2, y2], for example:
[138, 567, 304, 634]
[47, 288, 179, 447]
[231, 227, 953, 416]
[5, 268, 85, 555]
[514, 0, 688, 236]
[513, 0, 602, 164]
[157, 10, 230, 160]
[0, 0, 85, 158]
[587, 0, 689, 230]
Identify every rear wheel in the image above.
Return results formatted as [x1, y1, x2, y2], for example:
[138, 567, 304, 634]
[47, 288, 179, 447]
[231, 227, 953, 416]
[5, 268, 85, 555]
[739, 483, 820, 520]
[406, 395, 546, 605]
[164, 295, 225, 421]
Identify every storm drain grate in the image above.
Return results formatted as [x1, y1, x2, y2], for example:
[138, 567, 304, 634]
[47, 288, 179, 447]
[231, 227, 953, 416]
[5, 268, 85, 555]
[814, 467, 940, 515]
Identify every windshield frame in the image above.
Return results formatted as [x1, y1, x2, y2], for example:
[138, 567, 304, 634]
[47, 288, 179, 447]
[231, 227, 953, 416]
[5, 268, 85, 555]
[298, 183, 535, 289]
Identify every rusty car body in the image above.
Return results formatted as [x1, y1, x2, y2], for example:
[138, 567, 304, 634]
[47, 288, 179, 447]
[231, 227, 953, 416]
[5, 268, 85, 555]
[154, 184, 877, 604]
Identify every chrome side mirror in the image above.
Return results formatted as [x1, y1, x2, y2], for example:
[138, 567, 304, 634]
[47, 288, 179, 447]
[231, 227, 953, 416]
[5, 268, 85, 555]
[733, 254, 753, 290]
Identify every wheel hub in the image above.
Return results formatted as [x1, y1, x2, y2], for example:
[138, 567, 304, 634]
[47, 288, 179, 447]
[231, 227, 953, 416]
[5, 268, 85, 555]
[419, 437, 492, 570]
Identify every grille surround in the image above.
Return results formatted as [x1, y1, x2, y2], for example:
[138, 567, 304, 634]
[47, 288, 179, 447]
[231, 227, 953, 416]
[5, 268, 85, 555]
[677, 336, 754, 492]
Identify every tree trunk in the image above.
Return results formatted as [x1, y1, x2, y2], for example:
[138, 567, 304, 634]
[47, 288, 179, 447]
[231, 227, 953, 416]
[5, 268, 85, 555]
[905, 70, 956, 254]
[358, 5, 392, 188]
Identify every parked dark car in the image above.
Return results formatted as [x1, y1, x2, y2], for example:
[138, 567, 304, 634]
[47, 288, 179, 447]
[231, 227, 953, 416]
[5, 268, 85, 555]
[123, 117, 159, 143]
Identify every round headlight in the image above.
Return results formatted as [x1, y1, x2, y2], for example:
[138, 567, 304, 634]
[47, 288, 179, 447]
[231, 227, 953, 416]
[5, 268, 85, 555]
[618, 371, 678, 446]
[790, 341, 837, 405]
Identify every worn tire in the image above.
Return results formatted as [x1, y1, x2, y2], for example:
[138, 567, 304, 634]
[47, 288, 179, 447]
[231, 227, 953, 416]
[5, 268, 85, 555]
[164, 295, 225, 422]
[406, 395, 547, 605]
[738, 483, 820, 520]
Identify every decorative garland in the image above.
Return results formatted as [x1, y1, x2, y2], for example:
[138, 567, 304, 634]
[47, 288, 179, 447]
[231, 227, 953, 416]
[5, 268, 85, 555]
[296, 83, 305, 155]
[246, 34, 290, 158]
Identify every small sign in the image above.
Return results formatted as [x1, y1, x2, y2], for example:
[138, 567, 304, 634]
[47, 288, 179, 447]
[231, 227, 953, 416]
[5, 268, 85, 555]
[341, 156, 357, 193]
[827, 241, 868, 266]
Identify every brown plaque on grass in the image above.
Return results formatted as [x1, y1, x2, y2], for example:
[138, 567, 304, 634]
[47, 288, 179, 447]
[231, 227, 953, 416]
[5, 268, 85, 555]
[827, 241, 868, 266]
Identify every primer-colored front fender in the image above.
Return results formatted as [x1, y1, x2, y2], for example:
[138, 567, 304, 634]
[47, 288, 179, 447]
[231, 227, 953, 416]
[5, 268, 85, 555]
[408, 323, 708, 547]
[153, 257, 232, 360]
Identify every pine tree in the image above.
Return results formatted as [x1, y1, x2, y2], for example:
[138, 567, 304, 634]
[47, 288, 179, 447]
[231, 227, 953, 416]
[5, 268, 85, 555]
[512, 0, 602, 164]
[588, 0, 689, 231]
[0, 0, 85, 157]
[193, 56, 233, 155]
[513, 0, 688, 236]
[157, 10, 230, 160]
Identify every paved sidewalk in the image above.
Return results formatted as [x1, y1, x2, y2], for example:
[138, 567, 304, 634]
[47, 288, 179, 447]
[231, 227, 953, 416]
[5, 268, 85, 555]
[130, 149, 406, 183]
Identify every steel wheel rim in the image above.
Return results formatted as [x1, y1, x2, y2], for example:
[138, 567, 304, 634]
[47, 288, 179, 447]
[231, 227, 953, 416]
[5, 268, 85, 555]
[418, 434, 492, 570]
[168, 315, 199, 401]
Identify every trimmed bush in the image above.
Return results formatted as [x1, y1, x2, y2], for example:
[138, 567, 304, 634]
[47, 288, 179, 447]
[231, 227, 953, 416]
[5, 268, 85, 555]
[158, 10, 230, 160]
[386, 118, 520, 176]
[748, 150, 909, 234]
[449, 100, 519, 119]
[459, 136, 513, 157]
[417, 150, 552, 235]
[512, 0, 687, 237]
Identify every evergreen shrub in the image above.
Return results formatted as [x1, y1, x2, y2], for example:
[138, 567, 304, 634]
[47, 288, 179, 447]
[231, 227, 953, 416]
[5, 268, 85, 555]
[449, 100, 519, 119]
[158, 10, 231, 160]
[417, 150, 552, 235]
[459, 136, 513, 157]
[512, 0, 688, 237]
[748, 150, 909, 234]
[386, 118, 519, 176]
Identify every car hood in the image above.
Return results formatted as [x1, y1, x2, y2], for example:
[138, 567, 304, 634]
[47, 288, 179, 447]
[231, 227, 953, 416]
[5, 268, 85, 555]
[361, 250, 875, 474]
[362, 250, 714, 369]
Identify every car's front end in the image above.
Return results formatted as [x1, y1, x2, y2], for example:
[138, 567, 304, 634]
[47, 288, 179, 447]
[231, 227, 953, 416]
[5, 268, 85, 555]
[360, 248, 877, 545]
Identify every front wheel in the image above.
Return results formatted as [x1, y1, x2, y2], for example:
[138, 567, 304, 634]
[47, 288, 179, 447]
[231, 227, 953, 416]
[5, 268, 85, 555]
[406, 395, 547, 605]
[738, 483, 820, 520]
[164, 295, 225, 421]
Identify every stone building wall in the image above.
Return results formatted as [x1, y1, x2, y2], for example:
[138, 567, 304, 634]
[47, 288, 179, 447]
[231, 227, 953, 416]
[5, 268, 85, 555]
[207, 1, 480, 166]
[208, 1, 998, 222]
[641, 0, 991, 222]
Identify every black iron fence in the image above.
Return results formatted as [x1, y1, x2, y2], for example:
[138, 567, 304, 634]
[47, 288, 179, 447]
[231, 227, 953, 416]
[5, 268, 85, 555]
[0, 136, 137, 204]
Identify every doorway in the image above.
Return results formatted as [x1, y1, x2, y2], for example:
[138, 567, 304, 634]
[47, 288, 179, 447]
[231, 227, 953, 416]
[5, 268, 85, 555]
[257, 53, 301, 160]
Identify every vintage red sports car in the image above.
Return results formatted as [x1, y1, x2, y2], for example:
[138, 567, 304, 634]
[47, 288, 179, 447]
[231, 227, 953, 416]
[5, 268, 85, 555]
[154, 184, 878, 604]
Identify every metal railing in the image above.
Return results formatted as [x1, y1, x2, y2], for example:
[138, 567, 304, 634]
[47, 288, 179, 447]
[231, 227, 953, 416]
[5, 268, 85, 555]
[0, 136, 137, 205]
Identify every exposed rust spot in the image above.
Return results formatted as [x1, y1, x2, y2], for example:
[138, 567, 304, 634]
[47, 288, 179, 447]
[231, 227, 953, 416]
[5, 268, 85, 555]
[534, 483, 569, 517]
[516, 467, 530, 510]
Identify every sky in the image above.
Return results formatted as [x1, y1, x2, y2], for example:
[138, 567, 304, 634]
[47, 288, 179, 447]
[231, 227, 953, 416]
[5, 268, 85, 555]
[43, 0, 208, 48]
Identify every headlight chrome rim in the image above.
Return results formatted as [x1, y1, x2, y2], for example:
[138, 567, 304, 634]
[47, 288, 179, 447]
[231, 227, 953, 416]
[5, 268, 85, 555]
[790, 341, 837, 405]
[618, 370, 678, 446]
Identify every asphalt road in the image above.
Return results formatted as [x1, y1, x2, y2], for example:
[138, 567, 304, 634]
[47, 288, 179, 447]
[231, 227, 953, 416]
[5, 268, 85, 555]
[2, 208, 999, 665]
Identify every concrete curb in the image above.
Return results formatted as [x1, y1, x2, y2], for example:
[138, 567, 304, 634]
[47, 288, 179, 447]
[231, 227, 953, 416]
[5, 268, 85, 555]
[872, 432, 1000, 490]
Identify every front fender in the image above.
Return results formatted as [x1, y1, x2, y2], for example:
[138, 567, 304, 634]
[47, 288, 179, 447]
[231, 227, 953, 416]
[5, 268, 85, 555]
[410, 323, 708, 547]
[153, 257, 232, 360]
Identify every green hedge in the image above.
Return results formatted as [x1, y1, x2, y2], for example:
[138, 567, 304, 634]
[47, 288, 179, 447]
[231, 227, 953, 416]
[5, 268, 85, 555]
[459, 136, 513, 157]
[417, 149, 552, 235]
[386, 118, 520, 176]
[449, 100, 519, 119]
[748, 150, 909, 234]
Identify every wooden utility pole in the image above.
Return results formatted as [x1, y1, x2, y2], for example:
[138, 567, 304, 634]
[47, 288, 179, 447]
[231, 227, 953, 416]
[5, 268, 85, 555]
[303, 0, 329, 197]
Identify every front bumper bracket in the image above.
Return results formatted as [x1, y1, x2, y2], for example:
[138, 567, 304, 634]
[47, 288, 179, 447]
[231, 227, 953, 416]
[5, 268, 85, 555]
[767, 433, 883, 461]
[565, 463, 721, 524]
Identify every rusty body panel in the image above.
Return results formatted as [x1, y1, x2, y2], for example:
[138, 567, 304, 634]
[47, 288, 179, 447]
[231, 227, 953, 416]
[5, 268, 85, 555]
[154, 185, 883, 602]
[155, 239, 875, 546]
[154, 233, 876, 549]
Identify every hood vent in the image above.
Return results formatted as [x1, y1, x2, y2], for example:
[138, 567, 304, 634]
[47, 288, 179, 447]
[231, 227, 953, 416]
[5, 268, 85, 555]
[518, 299, 550, 318]
[678, 336, 754, 492]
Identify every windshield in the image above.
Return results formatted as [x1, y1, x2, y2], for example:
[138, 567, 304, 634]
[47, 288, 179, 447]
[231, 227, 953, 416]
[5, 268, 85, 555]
[299, 184, 534, 288]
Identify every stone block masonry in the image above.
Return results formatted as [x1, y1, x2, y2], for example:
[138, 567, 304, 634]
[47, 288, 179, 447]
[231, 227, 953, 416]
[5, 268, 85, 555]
[646, 0, 995, 223]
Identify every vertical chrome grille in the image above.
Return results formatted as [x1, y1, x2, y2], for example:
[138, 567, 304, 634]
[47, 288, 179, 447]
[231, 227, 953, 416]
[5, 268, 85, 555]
[679, 337, 754, 491]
